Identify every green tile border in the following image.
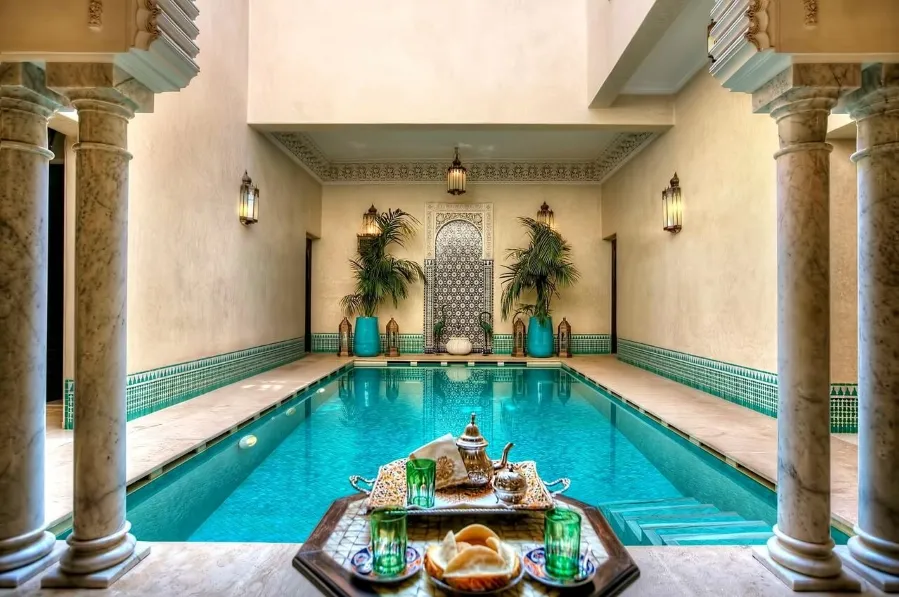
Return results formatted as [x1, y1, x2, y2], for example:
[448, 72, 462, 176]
[63, 336, 306, 429]
[617, 339, 858, 433]
[310, 333, 611, 356]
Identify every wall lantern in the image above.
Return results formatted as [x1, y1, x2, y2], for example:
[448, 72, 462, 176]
[662, 173, 683, 234]
[511, 315, 527, 358]
[338, 316, 353, 357]
[446, 147, 467, 196]
[239, 171, 259, 225]
[557, 317, 572, 358]
[357, 204, 380, 251]
[386, 317, 400, 357]
[536, 202, 555, 230]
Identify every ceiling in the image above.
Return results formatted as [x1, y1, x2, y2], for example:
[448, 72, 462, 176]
[304, 129, 622, 163]
[622, 0, 715, 95]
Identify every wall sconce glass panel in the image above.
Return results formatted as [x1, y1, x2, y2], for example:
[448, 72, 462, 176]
[663, 173, 683, 233]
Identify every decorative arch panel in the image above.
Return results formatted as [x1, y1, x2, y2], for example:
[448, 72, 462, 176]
[424, 203, 494, 353]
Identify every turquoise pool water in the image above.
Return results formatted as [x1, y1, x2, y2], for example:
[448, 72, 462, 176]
[125, 365, 847, 546]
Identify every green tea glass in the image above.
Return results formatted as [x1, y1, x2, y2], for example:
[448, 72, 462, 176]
[406, 458, 436, 508]
[544, 508, 582, 579]
[370, 509, 407, 576]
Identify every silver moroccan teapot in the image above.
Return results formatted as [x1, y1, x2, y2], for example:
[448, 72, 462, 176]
[493, 462, 528, 504]
[455, 413, 513, 488]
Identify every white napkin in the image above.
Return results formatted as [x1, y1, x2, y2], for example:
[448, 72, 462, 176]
[409, 433, 469, 489]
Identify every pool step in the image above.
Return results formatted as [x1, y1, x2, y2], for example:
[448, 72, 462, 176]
[598, 497, 773, 547]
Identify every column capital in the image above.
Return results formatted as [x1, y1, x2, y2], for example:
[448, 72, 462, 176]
[0, 62, 66, 118]
[45, 63, 154, 115]
[842, 63, 899, 121]
[752, 64, 861, 117]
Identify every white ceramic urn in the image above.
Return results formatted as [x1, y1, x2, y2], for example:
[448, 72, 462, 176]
[446, 336, 473, 356]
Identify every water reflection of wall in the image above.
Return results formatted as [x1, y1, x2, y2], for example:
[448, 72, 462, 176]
[423, 367, 495, 441]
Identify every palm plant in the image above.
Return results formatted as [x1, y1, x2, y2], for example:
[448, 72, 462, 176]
[500, 217, 580, 324]
[340, 209, 425, 317]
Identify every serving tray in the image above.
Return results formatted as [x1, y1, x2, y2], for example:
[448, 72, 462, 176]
[349, 459, 569, 515]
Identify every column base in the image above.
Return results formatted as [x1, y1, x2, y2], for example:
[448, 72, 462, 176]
[837, 546, 899, 592]
[0, 540, 65, 588]
[753, 546, 863, 592]
[41, 542, 150, 589]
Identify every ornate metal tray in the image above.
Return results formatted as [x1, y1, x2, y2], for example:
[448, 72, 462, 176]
[349, 459, 569, 515]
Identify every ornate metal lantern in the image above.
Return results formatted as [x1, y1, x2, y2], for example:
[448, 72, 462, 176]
[557, 317, 572, 358]
[446, 147, 467, 195]
[536, 201, 555, 230]
[662, 173, 683, 233]
[386, 317, 400, 357]
[239, 171, 259, 225]
[338, 317, 353, 357]
[357, 205, 380, 251]
[511, 316, 527, 358]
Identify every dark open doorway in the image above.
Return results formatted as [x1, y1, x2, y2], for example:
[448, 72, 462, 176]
[47, 130, 66, 402]
[305, 237, 312, 353]
[610, 236, 617, 354]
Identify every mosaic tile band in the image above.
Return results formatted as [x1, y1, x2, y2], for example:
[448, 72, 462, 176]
[62, 336, 306, 429]
[617, 339, 858, 433]
[310, 333, 611, 356]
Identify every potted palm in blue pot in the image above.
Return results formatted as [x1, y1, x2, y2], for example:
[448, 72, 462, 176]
[500, 217, 580, 358]
[340, 209, 424, 357]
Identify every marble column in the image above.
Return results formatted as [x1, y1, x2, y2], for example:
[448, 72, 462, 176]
[0, 62, 66, 588]
[41, 64, 152, 589]
[750, 64, 862, 592]
[836, 63, 899, 593]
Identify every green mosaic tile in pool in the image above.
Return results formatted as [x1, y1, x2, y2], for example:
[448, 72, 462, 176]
[311, 333, 610, 355]
[617, 339, 858, 433]
[63, 336, 305, 429]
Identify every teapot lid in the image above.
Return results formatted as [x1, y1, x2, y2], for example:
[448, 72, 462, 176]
[456, 413, 488, 449]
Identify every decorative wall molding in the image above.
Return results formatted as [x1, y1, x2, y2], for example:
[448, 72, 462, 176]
[270, 132, 657, 185]
[709, 0, 789, 93]
[115, 0, 200, 93]
[803, 0, 818, 28]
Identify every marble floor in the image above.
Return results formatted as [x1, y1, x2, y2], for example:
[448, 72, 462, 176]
[6, 541, 888, 596]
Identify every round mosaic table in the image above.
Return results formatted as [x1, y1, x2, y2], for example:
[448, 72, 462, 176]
[293, 494, 639, 596]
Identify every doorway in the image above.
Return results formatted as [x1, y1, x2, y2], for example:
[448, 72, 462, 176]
[305, 237, 312, 353]
[47, 130, 66, 401]
[610, 236, 617, 355]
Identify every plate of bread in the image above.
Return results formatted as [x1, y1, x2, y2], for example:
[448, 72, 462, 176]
[424, 524, 524, 594]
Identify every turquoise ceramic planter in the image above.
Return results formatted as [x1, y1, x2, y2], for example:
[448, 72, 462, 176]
[354, 316, 381, 357]
[527, 316, 554, 358]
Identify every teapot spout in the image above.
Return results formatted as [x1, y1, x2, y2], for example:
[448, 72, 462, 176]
[494, 442, 514, 470]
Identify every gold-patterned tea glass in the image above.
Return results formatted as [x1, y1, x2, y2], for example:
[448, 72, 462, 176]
[406, 458, 436, 508]
[370, 509, 407, 576]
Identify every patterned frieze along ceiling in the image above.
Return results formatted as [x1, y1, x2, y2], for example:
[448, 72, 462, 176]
[269, 131, 657, 185]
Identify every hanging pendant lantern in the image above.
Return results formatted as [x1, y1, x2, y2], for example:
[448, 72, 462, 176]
[536, 202, 555, 230]
[663, 173, 683, 233]
[446, 147, 467, 196]
[338, 317, 353, 357]
[557, 317, 572, 358]
[511, 316, 527, 358]
[386, 317, 400, 357]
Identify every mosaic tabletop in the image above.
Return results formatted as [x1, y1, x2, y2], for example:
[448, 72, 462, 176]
[293, 494, 639, 597]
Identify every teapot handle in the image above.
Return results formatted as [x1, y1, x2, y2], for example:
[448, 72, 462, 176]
[543, 477, 571, 497]
[349, 475, 376, 495]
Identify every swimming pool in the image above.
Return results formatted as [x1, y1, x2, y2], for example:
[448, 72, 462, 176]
[123, 364, 847, 547]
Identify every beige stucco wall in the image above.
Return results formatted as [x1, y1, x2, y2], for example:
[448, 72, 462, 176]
[247, 0, 670, 127]
[602, 70, 858, 379]
[313, 185, 608, 337]
[830, 140, 858, 383]
[124, 0, 321, 372]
